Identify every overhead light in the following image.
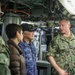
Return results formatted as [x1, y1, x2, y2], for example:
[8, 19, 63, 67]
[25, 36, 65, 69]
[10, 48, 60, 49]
[59, 0, 75, 15]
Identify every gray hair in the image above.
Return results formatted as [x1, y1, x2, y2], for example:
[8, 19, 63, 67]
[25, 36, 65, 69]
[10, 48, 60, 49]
[59, 18, 70, 25]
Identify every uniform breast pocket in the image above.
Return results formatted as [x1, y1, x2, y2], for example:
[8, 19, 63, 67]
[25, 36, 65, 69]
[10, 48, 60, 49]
[58, 44, 68, 53]
[25, 50, 32, 60]
[59, 44, 66, 49]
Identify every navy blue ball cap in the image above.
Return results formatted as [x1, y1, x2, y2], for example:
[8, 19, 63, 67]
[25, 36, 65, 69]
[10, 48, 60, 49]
[21, 23, 37, 31]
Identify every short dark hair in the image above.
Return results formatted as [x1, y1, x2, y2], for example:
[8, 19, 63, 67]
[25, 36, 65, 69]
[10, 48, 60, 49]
[5, 23, 22, 39]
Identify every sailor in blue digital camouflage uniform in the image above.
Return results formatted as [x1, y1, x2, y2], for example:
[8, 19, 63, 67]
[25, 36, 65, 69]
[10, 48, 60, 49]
[18, 23, 37, 75]
[47, 18, 75, 75]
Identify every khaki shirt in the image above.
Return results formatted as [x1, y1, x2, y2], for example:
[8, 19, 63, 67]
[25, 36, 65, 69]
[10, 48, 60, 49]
[47, 33, 75, 73]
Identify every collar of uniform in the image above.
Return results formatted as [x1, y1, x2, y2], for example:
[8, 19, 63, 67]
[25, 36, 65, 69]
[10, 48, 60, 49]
[70, 33, 75, 40]
[23, 40, 32, 47]
[60, 32, 75, 41]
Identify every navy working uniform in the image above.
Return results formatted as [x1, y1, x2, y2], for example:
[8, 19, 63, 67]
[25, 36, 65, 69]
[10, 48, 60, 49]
[0, 36, 11, 75]
[19, 40, 37, 75]
[47, 33, 75, 75]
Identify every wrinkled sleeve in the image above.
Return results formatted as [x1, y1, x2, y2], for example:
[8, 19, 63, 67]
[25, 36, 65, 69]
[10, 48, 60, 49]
[47, 38, 58, 57]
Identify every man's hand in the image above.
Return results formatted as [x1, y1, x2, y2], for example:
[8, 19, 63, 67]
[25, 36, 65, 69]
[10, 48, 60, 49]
[58, 69, 68, 75]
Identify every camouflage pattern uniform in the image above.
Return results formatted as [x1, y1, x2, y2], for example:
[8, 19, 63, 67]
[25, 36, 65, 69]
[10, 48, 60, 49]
[0, 36, 11, 75]
[47, 33, 75, 75]
[19, 40, 37, 75]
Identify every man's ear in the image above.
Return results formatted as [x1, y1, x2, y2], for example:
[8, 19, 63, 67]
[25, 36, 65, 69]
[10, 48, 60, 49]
[16, 31, 19, 37]
[69, 24, 71, 28]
